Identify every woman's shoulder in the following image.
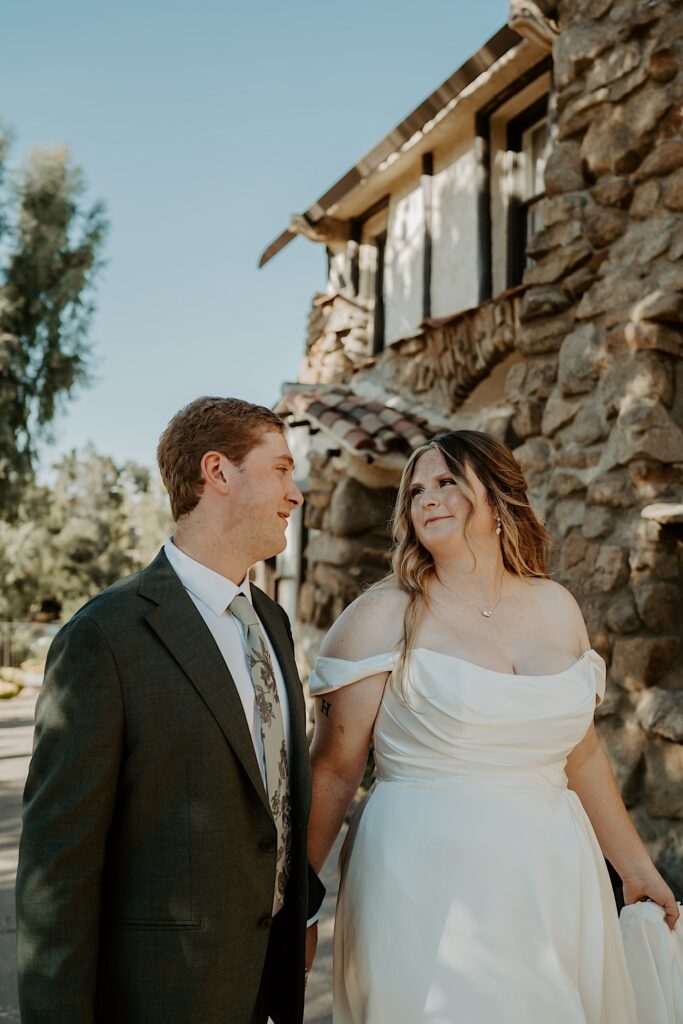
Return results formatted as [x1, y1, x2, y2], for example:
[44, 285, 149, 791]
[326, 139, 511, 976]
[318, 583, 408, 662]
[521, 576, 589, 646]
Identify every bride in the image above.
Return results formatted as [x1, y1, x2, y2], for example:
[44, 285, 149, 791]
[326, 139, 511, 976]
[307, 429, 678, 1023]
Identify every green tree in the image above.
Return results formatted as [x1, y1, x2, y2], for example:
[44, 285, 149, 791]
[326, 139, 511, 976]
[0, 125, 108, 514]
[0, 446, 172, 622]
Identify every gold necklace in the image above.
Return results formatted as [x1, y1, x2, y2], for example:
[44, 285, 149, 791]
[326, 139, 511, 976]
[439, 568, 505, 618]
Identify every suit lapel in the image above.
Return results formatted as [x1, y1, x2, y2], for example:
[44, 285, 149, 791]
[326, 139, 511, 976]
[139, 551, 271, 816]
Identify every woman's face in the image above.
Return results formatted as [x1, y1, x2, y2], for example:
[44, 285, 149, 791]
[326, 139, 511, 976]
[408, 448, 496, 556]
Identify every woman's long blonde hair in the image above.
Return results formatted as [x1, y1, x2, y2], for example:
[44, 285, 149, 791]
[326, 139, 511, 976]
[379, 430, 552, 697]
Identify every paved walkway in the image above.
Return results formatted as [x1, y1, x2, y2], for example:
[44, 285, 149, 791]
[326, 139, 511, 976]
[0, 689, 338, 1024]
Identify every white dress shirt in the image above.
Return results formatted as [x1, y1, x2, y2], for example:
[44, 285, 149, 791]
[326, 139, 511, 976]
[164, 538, 291, 782]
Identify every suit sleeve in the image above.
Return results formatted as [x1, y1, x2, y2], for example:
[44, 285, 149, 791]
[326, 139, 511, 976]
[16, 613, 124, 1024]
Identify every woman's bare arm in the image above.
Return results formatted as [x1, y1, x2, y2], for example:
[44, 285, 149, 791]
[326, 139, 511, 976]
[308, 587, 406, 874]
[567, 726, 679, 928]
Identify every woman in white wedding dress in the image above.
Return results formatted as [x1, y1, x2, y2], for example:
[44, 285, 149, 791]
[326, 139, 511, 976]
[307, 430, 678, 1024]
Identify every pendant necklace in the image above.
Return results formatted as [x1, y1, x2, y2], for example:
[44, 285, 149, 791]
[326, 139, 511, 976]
[440, 568, 505, 619]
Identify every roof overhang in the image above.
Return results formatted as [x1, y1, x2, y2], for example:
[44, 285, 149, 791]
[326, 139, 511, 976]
[258, 24, 550, 269]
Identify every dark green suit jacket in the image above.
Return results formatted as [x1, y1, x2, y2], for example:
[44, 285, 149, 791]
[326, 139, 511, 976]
[16, 549, 324, 1024]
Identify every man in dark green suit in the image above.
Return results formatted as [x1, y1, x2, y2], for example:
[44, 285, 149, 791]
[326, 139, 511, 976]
[16, 396, 325, 1024]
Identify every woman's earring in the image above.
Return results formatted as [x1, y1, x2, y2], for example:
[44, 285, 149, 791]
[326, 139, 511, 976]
[495, 514, 502, 536]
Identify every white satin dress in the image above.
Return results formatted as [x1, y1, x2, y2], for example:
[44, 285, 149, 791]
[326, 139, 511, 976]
[309, 648, 639, 1024]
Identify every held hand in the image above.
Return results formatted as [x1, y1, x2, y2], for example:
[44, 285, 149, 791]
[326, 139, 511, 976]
[305, 922, 318, 985]
[622, 865, 680, 931]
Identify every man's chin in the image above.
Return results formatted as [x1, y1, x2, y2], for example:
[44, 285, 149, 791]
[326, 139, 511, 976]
[262, 533, 288, 561]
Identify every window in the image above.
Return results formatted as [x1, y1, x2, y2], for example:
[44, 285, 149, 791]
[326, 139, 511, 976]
[506, 96, 550, 288]
[352, 197, 389, 355]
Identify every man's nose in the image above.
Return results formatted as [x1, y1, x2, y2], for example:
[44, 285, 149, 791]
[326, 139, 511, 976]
[288, 481, 304, 507]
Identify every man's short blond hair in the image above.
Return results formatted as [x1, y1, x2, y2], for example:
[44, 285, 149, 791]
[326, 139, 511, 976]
[157, 396, 284, 521]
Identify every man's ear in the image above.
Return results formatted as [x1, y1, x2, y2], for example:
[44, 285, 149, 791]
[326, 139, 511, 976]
[200, 451, 231, 495]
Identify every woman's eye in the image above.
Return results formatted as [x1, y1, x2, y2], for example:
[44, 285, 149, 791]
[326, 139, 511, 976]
[440, 478, 455, 486]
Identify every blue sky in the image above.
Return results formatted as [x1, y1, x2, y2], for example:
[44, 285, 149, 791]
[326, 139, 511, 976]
[1, 0, 510, 471]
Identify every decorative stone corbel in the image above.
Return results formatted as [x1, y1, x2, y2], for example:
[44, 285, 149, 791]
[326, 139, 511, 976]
[508, 0, 559, 51]
[288, 213, 350, 245]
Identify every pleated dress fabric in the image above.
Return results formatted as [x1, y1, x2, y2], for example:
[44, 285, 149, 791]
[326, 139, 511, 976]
[620, 901, 683, 1023]
[310, 648, 640, 1024]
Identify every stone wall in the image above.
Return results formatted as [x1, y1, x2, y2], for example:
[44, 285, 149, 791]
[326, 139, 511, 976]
[302, 287, 524, 422]
[296, 449, 395, 677]
[508, 0, 683, 891]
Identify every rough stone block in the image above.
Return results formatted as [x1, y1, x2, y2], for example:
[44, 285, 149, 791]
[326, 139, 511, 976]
[329, 476, 393, 538]
[541, 388, 580, 437]
[604, 399, 683, 467]
[585, 206, 627, 246]
[538, 193, 588, 228]
[559, 89, 610, 138]
[606, 592, 641, 633]
[644, 736, 683, 818]
[596, 716, 645, 806]
[648, 46, 678, 83]
[524, 243, 592, 285]
[609, 321, 683, 357]
[612, 635, 680, 690]
[590, 175, 633, 208]
[633, 139, 683, 181]
[558, 323, 605, 396]
[581, 82, 672, 176]
[511, 400, 543, 440]
[593, 544, 630, 592]
[586, 42, 641, 91]
[630, 180, 661, 220]
[549, 469, 588, 499]
[554, 18, 615, 90]
[582, 505, 616, 540]
[629, 543, 680, 581]
[663, 166, 683, 210]
[551, 498, 586, 539]
[633, 580, 682, 631]
[520, 286, 571, 323]
[576, 272, 645, 320]
[638, 688, 683, 743]
[544, 142, 585, 196]
[632, 289, 683, 324]
[512, 437, 552, 492]
[587, 471, 636, 508]
[562, 405, 609, 446]
[599, 352, 675, 414]
[518, 315, 573, 355]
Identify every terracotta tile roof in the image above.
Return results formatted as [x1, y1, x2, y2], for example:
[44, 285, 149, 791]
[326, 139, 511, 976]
[280, 384, 444, 459]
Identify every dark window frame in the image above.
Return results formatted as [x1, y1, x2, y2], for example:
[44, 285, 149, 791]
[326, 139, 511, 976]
[506, 94, 549, 290]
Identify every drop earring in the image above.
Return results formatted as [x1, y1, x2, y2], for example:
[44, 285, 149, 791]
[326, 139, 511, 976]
[495, 513, 502, 536]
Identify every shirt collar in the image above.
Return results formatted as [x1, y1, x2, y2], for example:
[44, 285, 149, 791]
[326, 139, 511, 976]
[164, 537, 251, 616]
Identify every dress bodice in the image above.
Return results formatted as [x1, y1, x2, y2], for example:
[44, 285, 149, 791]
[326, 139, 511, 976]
[310, 648, 605, 789]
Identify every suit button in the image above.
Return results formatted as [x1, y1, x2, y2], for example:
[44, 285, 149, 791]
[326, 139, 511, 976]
[260, 838, 276, 853]
[259, 915, 274, 929]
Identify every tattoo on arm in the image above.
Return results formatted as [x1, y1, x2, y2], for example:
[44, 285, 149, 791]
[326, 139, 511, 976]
[320, 698, 331, 718]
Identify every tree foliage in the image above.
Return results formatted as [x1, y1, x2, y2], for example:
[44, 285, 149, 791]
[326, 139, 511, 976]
[0, 446, 172, 622]
[0, 125, 108, 513]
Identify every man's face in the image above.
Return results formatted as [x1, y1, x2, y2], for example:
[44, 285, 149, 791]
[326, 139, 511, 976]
[223, 430, 303, 563]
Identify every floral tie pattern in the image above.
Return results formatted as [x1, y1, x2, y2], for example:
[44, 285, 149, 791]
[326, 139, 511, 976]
[229, 594, 291, 913]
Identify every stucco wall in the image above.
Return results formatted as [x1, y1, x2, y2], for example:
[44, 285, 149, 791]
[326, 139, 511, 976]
[384, 172, 424, 345]
[431, 137, 480, 319]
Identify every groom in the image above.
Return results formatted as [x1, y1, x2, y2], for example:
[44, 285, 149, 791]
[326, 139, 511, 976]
[16, 397, 325, 1024]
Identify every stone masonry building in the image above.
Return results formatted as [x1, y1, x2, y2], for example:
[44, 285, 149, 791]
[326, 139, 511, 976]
[258, 0, 683, 892]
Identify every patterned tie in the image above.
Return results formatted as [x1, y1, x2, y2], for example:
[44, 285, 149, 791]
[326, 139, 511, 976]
[229, 594, 291, 914]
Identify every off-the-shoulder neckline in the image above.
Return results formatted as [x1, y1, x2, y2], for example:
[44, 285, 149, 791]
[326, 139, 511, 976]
[316, 647, 602, 680]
